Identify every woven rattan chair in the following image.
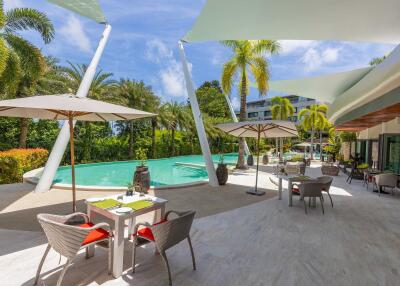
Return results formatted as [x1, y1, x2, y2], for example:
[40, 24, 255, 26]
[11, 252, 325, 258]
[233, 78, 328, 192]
[316, 176, 334, 207]
[298, 181, 325, 214]
[285, 162, 305, 175]
[132, 210, 196, 286]
[375, 173, 398, 196]
[35, 213, 112, 286]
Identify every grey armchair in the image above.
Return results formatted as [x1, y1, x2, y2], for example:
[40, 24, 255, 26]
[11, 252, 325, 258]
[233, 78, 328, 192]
[132, 210, 196, 286]
[316, 176, 334, 207]
[298, 181, 326, 214]
[375, 173, 398, 196]
[35, 213, 112, 286]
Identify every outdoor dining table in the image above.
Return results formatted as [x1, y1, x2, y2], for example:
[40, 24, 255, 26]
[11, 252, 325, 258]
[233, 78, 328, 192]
[85, 193, 168, 278]
[276, 174, 312, 206]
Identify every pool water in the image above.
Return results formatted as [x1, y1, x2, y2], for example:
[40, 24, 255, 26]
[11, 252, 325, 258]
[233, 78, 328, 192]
[53, 153, 239, 187]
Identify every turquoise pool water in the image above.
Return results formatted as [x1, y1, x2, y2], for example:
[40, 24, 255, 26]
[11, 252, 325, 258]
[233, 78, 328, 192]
[53, 153, 239, 187]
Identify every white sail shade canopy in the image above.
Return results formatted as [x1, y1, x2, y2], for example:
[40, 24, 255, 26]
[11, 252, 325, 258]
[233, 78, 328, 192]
[184, 0, 400, 43]
[47, 0, 106, 23]
[266, 67, 372, 104]
[0, 94, 155, 121]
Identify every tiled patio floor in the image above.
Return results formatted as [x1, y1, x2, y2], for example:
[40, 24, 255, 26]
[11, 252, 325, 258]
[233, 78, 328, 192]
[1, 163, 400, 286]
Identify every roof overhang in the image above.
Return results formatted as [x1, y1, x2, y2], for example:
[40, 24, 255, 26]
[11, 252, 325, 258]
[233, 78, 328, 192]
[184, 0, 400, 43]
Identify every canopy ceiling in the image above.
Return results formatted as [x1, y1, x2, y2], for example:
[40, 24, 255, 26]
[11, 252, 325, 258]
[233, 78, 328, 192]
[47, 0, 106, 23]
[184, 0, 400, 43]
[267, 67, 372, 104]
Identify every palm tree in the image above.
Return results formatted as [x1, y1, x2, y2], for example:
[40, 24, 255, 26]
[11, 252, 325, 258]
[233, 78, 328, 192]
[0, 2, 54, 147]
[114, 79, 160, 158]
[221, 40, 280, 169]
[299, 104, 328, 159]
[271, 96, 295, 159]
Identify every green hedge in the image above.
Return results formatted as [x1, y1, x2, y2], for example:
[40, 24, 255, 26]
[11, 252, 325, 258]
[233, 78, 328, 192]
[0, 148, 48, 184]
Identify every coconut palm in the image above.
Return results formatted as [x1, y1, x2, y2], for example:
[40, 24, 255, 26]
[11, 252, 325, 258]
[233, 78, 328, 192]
[0, 1, 54, 147]
[221, 40, 280, 169]
[271, 96, 295, 159]
[299, 104, 328, 159]
[114, 79, 160, 158]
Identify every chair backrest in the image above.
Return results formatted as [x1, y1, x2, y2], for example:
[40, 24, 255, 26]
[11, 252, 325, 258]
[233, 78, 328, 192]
[316, 176, 333, 191]
[151, 211, 195, 253]
[298, 181, 325, 199]
[37, 213, 90, 260]
[375, 173, 398, 187]
[285, 162, 301, 175]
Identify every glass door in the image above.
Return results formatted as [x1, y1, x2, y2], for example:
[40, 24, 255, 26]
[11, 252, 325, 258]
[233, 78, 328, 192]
[383, 134, 400, 174]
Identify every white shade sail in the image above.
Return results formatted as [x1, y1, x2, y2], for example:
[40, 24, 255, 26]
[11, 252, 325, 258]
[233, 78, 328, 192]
[0, 94, 155, 121]
[267, 67, 372, 104]
[216, 120, 298, 138]
[184, 0, 400, 43]
[47, 0, 106, 23]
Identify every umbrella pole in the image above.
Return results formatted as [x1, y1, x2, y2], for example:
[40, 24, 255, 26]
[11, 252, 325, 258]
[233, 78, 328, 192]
[246, 125, 265, 196]
[68, 115, 76, 213]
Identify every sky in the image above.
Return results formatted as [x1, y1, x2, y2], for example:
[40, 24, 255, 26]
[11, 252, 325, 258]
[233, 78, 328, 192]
[5, 0, 397, 109]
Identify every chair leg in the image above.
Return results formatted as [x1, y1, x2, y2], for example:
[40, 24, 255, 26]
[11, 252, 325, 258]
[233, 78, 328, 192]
[327, 192, 333, 207]
[303, 200, 308, 214]
[56, 259, 71, 286]
[187, 236, 196, 270]
[34, 244, 51, 285]
[320, 197, 324, 214]
[308, 197, 311, 207]
[108, 237, 112, 275]
[161, 252, 173, 286]
[132, 236, 138, 273]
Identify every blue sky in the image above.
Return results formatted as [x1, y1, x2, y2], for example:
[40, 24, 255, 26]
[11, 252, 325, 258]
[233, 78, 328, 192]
[6, 0, 396, 108]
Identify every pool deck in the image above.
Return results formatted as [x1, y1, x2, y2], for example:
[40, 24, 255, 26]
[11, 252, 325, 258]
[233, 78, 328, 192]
[1, 162, 400, 285]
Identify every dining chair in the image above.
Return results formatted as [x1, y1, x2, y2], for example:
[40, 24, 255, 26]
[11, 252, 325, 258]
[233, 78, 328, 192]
[316, 176, 334, 207]
[375, 173, 398, 196]
[132, 210, 196, 286]
[35, 213, 112, 286]
[298, 181, 326, 214]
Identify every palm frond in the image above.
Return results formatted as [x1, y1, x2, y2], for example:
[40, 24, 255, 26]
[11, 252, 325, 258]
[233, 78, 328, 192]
[5, 8, 54, 43]
[0, 37, 9, 75]
[252, 40, 281, 55]
[0, 49, 21, 95]
[221, 58, 238, 95]
[250, 56, 269, 96]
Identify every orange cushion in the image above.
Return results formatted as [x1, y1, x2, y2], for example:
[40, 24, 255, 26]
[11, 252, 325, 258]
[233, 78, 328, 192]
[79, 222, 109, 246]
[134, 219, 167, 241]
[292, 187, 300, 194]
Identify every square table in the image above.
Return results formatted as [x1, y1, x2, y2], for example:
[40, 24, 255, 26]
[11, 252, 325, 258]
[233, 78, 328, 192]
[276, 174, 312, 206]
[85, 193, 168, 278]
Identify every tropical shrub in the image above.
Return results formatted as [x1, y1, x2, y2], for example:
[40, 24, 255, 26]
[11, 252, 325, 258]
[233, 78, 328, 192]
[0, 148, 48, 183]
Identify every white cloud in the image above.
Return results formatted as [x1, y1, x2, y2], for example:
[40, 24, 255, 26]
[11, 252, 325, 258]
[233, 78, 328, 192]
[59, 15, 92, 54]
[231, 96, 240, 110]
[279, 40, 317, 54]
[145, 38, 188, 98]
[4, 0, 24, 9]
[301, 47, 340, 71]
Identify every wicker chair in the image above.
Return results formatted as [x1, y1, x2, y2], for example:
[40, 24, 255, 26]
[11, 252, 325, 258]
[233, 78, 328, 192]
[298, 181, 326, 214]
[35, 213, 112, 286]
[132, 210, 196, 286]
[285, 162, 305, 175]
[375, 173, 398, 196]
[321, 164, 340, 176]
[316, 176, 334, 207]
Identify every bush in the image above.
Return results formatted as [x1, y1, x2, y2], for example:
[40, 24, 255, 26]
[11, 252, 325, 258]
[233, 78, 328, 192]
[0, 148, 48, 184]
[289, 154, 304, 162]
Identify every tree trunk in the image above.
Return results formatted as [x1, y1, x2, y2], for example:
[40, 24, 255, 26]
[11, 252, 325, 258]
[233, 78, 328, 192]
[82, 122, 92, 162]
[171, 128, 175, 156]
[310, 126, 315, 160]
[280, 137, 284, 161]
[275, 138, 279, 158]
[151, 117, 157, 159]
[236, 72, 247, 169]
[128, 120, 134, 158]
[19, 118, 28, 148]
[320, 131, 323, 161]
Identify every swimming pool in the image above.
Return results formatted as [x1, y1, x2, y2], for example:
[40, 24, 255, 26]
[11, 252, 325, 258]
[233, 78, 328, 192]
[53, 153, 240, 188]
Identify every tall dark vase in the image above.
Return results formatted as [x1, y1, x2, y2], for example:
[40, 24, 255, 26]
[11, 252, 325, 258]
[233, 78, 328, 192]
[262, 154, 269, 164]
[133, 165, 150, 193]
[216, 163, 228, 185]
[247, 155, 254, 166]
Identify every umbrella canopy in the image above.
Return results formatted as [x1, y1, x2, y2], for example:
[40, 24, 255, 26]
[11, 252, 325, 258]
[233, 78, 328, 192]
[0, 94, 155, 121]
[216, 120, 298, 196]
[216, 120, 298, 138]
[0, 94, 155, 212]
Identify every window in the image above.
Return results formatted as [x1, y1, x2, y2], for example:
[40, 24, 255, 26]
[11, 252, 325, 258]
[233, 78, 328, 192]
[248, 112, 258, 118]
[264, 110, 271, 117]
[294, 107, 298, 113]
[383, 134, 400, 173]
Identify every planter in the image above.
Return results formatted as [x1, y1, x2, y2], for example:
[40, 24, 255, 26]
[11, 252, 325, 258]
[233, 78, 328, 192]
[262, 154, 269, 165]
[247, 155, 254, 166]
[133, 165, 150, 193]
[216, 163, 228, 185]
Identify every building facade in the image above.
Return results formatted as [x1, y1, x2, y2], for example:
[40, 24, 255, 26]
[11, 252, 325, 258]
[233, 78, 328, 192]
[236, 95, 316, 122]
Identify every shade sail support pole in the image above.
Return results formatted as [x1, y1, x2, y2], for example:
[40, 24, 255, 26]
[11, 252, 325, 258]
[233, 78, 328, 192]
[178, 41, 218, 187]
[223, 93, 250, 155]
[35, 24, 112, 193]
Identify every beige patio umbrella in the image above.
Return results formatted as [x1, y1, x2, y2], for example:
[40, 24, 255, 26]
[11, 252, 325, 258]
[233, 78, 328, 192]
[0, 94, 155, 212]
[216, 120, 298, 196]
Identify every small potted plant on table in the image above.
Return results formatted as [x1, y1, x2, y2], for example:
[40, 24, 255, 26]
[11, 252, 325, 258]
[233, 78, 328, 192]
[133, 148, 150, 193]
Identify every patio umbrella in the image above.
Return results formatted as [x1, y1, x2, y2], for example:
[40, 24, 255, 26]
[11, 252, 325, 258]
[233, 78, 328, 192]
[0, 94, 155, 212]
[216, 120, 298, 196]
